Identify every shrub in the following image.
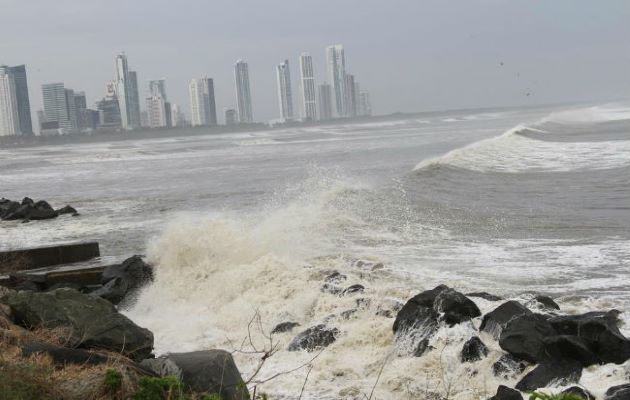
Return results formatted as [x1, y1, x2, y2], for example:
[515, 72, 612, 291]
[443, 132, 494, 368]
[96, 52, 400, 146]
[529, 392, 584, 400]
[133, 376, 189, 400]
[105, 368, 123, 392]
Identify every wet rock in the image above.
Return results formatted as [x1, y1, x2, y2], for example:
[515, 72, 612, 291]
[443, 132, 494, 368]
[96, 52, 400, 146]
[492, 354, 529, 379]
[22, 341, 109, 366]
[413, 338, 432, 357]
[543, 335, 600, 367]
[92, 255, 153, 305]
[355, 297, 371, 309]
[288, 324, 339, 351]
[393, 286, 442, 334]
[466, 292, 503, 302]
[271, 321, 300, 334]
[605, 383, 630, 400]
[460, 336, 488, 363]
[488, 385, 523, 400]
[515, 359, 582, 392]
[6, 288, 153, 360]
[1, 197, 79, 222]
[533, 295, 560, 310]
[499, 313, 555, 363]
[434, 287, 481, 326]
[549, 310, 630, 365]
[480, 301, 532, 338]
[340, 309, 358, 320]
[561, 386, 595, 400]
[320, 283, 343, 295]
[324, 271, 346, 283]
[56, 205, 79, 216]
[342, 284, 365, 296]
[142, 350, 249, 400]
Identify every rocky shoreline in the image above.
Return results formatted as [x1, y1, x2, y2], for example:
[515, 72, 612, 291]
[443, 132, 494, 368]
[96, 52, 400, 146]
[1, 249, 629, 399]
[1, 197, 79, 223]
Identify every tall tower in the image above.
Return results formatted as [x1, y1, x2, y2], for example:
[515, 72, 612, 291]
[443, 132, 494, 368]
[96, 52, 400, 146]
[189, 77, 217, 126]
[318, 83, 333, 121]
[275, 60, 293, 120]
[234, 60, 253, 123]
[326, 44, 346, 117]
[6, 65, 33, 134]
[149, 79, 167, 100]
[344, 73, 357, 118]
[115, 52, 140, 130]
[0, 67, 20, 136]
[299, 53, 317, 121]
[41, 83, 76, 133]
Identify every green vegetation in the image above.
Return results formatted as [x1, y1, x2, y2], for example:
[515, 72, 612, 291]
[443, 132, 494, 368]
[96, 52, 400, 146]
[0, 360, 57, 400]
[104, 368, 123, 392]
[133, 376, 187, 400]
[529, 391, 584, 400]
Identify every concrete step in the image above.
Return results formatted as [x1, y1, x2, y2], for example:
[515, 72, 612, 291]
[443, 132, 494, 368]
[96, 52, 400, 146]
[0, 242, 100, 270]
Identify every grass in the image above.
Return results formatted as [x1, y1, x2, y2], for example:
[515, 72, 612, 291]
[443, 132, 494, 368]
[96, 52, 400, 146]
[0, 359, 58, 400]
[529, 391, 585, 400]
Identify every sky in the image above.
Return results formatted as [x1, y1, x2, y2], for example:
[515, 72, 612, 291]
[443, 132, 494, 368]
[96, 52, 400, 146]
[1, 0, 629, 124]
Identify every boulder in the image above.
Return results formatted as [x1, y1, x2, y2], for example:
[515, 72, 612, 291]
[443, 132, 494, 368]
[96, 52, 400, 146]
[561, 386, 595, 400]
[466, 292, 503, 302]
[492, 354, 529, 379]
[499, 313, 555, 363]
[288, 324, 339, 351]
[320, 283, 343, 295]
[549, 310, 630, 365]
[533, 295, 560, 310]
[413, 338, 432, 357]
[324, 271, 346, 283]
[22, 341, 109, 366]
[342, 284, 365, 296]
[460, 336, 488, 363]
[488, 385, 523, 400]
[605, 384, 630, 400]
[5, 288, 153, 360]
[92, 255, 153, 304]
[515, 359, 582, 392]
[56, 205, 79, 216]
[142, 350, 249, 400]
[271, 321, 300, 334]
[543, 335, 600, 367]
[480, 301, 532, 338]
[433, 287, 481, 326]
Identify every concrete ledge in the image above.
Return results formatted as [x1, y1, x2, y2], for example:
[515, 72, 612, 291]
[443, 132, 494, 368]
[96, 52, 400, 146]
[0, 242, 100, 270]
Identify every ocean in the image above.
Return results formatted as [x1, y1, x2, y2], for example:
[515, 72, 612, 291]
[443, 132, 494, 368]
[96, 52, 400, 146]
[1, 103, 629, 398]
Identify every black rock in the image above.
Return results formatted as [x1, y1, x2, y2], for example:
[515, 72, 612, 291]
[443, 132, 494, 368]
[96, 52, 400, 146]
[93, 255, 153, 304]
[534, 295, 560, 310]
[499, 313, 555, 363]
[22, 341, 108, 366]
[488, 385, 523, 400]
[21, 197, 34, 206]
[433, 287, 481, 326]
[543, 335, 600, 367]
[271, 321, 300, 334]
[342, 284, 365, 296]
[340, 309, 358, 320]
[605, 383, 630, 400]
[460, 336, 488, 363]
[413, 338, 431, 357]
[320, 283, 343, 295]
[466, 292, 503, 302]
[288, 325, 339, 351]
[324, 271, 346, 283]
[56, 205, 79, 216]
[480, 301, 532, 338]
[549, 310, 630, 365]
[142, 350, 249, 400]
[515, 359, 582, 392]
[492, 354, 529, 379]
[561, 386, 595, 400]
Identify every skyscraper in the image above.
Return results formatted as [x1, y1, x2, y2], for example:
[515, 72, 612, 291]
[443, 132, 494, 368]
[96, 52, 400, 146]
[146, 95, 168, 128]
[359, 91, 372, 116]
[275, 60, 293, 120]
[318, 83, 333, 121]
[1, 65, 33, 135]
[42, 83, 76, 133]
[299, 53, 317, 121]
[0, 68, 20, 136]
[326, 44, 347, 117]
[149, 79, 167, 100]
[224, 108, 237, 125]
[189, 77, 217, 126]
[234, 60, 253, 123]
[115, 52, 140, 130]
[344, 74, 357, 118]
[96, 82, 122, 130]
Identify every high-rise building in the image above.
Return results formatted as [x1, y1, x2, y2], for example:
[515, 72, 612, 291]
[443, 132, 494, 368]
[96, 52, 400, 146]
[96, 82, 122, 130]
[0, 68, 20, 136]
[359, 91, 372, 116]
[189, 77, 217, 126]
[146, 95, 168, 128]
[234, 60, 253, 123]
[318, 83, 333, 121]
[344, 74, 357, 118]
[0, 65, 33, 135]
[115, 52, 140, 130]
[224, 108, 237, 125]
[326, 44, 347, 117]
[299, 53, 317, 121]
[73, 91, 87, 132]
[170, 103, 186, 127]
[275, 59, 293, 120]
[128, 71, 141, 129]
[42, 83, 77, 133]
[149, 79, 167, 100]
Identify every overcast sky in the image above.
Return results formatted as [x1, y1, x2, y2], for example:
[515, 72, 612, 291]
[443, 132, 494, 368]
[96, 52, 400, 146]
[1, 0, 629, 123]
